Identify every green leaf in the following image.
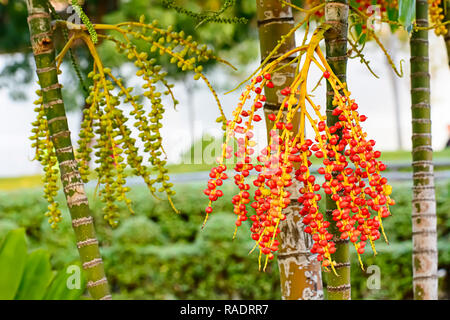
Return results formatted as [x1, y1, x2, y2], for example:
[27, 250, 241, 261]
[387, 3, 400, 33]
[398, 0, 416, 32]
[355, 23, 367, 45]
[0, 228, 27, 299]
[14, 249, 53, 300]
[43, 262, 86, 300]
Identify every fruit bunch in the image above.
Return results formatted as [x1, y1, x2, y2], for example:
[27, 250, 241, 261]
[32, 16, 231, 227]
[203, 27, 394, 272]
[429, 0, 448, 36]
[30, 89, 62, 229]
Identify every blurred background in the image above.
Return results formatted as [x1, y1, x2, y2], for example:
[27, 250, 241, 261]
[0, 0, 449, 299]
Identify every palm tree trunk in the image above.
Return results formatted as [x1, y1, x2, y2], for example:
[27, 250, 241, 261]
[410, 0, 438, 300]
[257, 0, 323, 300]
[324, 0, 351, 300]
[26, 0, 111, 300]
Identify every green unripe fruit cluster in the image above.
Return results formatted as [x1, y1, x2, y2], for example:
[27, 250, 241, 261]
[31, 17, 229, 227]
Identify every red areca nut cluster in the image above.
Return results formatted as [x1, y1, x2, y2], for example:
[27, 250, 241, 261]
[302, 76, 394, 268]
[202, 40, 394, 271]
[204, 74, 269, 230]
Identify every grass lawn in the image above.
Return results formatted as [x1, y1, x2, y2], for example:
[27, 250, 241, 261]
[0, 175, 43, 191]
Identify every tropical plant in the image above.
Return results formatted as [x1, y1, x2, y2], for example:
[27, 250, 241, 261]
[21, 0, 446, 301]
[27, 0, 110, 300]
[25, 0, 233, 299]
[201, 0, 446, 301]
[0, 228, 85, 300]
[254, 0, 323, 300]
[202, 2, 396, 302]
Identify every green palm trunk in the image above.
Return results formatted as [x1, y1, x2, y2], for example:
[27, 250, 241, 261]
[256, 0, 323, 300]
[324, 0, 351, 300]
[26, 0, 111, 300]
[410, 0, 438, 300]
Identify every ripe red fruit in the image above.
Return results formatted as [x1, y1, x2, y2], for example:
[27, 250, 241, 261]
[202, 59, 394, 270]
[280, 87, 291, 96]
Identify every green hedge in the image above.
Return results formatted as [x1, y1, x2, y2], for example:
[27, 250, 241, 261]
[0, 181, 448, 299]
